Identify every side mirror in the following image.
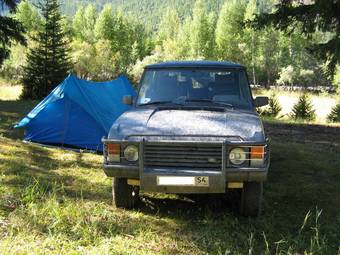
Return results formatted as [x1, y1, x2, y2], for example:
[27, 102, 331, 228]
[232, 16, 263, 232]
[122, 95, 133, 105]
[254, 96, 269, 107]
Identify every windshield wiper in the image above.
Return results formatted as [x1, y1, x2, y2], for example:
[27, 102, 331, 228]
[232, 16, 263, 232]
[182, 99, 233, 108]
[138, 101, 173, 106]
[139, 99, 233, 109]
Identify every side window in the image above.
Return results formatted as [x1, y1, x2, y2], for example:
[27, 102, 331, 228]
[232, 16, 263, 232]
[138, 71, 154, 104]
[239, 70, 252, 105]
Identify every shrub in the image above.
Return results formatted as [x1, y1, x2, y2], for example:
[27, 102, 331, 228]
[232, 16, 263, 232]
[327, 103, 340, 123]
[290, 94, 316, 121]
[260, 93, 282, 118]
[277, 65, 295, 86]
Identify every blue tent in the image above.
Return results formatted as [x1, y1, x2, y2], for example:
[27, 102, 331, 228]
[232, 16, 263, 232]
[15, 74, 136, 152]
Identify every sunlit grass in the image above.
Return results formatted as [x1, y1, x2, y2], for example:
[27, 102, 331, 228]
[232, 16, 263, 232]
[1, 136, 339, 254]
[0, 84, 22, 101]
[0, 79, 22, 100]
[253, 88, 340, 124]
[0, 98, 340, 254]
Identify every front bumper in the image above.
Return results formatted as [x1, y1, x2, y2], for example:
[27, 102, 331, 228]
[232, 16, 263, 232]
[103, 138, 270, 193]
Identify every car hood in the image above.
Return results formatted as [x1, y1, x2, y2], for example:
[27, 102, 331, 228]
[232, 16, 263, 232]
[108, 107, 265, 142]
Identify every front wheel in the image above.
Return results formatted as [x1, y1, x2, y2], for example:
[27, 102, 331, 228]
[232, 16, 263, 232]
[239, 182, 263, 217]
[112, 178, 139, 209]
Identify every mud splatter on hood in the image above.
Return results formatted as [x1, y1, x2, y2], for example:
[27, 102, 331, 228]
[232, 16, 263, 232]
[108, 108, 265, 142]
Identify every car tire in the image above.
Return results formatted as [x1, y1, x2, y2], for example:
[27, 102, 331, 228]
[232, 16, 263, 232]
[112, 178, 139, 209]
[239, 182, 263, 217]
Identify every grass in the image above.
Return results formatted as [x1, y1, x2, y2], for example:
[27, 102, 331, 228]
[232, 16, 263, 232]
[0, 85, 340, 254]
[0, 84, 22, 101]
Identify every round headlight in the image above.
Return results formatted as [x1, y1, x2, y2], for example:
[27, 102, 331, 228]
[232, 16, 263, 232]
[229, 147, 246, 165]
[123, 145, 139, 162]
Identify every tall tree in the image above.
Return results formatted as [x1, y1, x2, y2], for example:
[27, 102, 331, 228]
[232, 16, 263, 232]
[258, 28, 280, 86]
[94, 4, 114, 41]
[189, 0, 216, 59]
[94, 5, 151, 74]
[157, 8, 180, 43]
[0, 1, 41, 82]
[243, 0, 260, 84]
[72, 6, 85, 39]
[15, 1, 42, 34]
[251, 0, 340, 78]
[215, 0, 247, 63]
[0, 0, 26, 66]
[174, 17, 192, 59]
[73, 4, 97, 43]
[157, 9, 182, 59]
[21, 0, 72, 99]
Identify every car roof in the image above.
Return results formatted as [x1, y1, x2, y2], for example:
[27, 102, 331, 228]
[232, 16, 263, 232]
[145, 60, 245, 69]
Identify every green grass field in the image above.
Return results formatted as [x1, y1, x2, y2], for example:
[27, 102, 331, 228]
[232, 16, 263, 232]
[0, 85, 340, 254]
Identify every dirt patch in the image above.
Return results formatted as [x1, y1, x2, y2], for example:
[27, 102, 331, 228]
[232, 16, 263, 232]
[264, 122, 340, 148]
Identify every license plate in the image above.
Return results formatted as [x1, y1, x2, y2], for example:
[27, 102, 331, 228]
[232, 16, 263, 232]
[157, 176, 209, 187]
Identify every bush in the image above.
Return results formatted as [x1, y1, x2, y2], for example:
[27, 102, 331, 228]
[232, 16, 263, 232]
[129, 47, 168, 84]
[290, 94, 316, 121]
[327, 103, 340, 123]
[277, 65, 295, 86]
[260, 93, 282, 118]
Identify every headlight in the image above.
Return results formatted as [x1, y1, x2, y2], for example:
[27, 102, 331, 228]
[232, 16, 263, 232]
[229, 147, 246, 165]
[123, 145, 139, 162]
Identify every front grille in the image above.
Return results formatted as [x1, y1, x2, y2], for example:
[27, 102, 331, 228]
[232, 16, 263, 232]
[144, 143, 222, 170]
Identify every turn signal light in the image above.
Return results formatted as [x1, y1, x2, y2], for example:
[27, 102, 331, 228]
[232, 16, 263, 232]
[250, 146, 264, 159]
[107, 143, 120, 162]
[250, 146, 265, 167]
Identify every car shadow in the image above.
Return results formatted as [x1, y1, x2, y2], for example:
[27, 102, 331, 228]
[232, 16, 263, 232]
[137, 192, 241, 220]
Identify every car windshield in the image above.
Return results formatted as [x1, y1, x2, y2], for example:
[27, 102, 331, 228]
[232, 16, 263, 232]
[137, 68, 254, 110]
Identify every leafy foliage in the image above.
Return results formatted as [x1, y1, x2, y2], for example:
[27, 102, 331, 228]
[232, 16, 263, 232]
[189, 0, 216, 59]
[0, 1, 43, 82]
[21, 0, 72, 99]
[0, 0, 337, 89]
[277, 65, 295, 86]
[15, 1, 42, 33]
[37, 0, 225, 31]
[156, 9, 180, 43]
[0, 0, 26, 66]
[71, 39, 117, 80]
[215, 0, 247, 63]
[291, 94, 316, 121]
[327, 103, 340, 123]
[72, 4, 96, 43]
[0, 43, 26, 82]
[251, 0, 340, 78]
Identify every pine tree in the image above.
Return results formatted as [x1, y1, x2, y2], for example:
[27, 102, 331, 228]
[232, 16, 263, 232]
[260, 93, 282, 118]
[21, 0, 72, 99]
[327, 103, 340, 123]
[290, 94, 316, 121]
